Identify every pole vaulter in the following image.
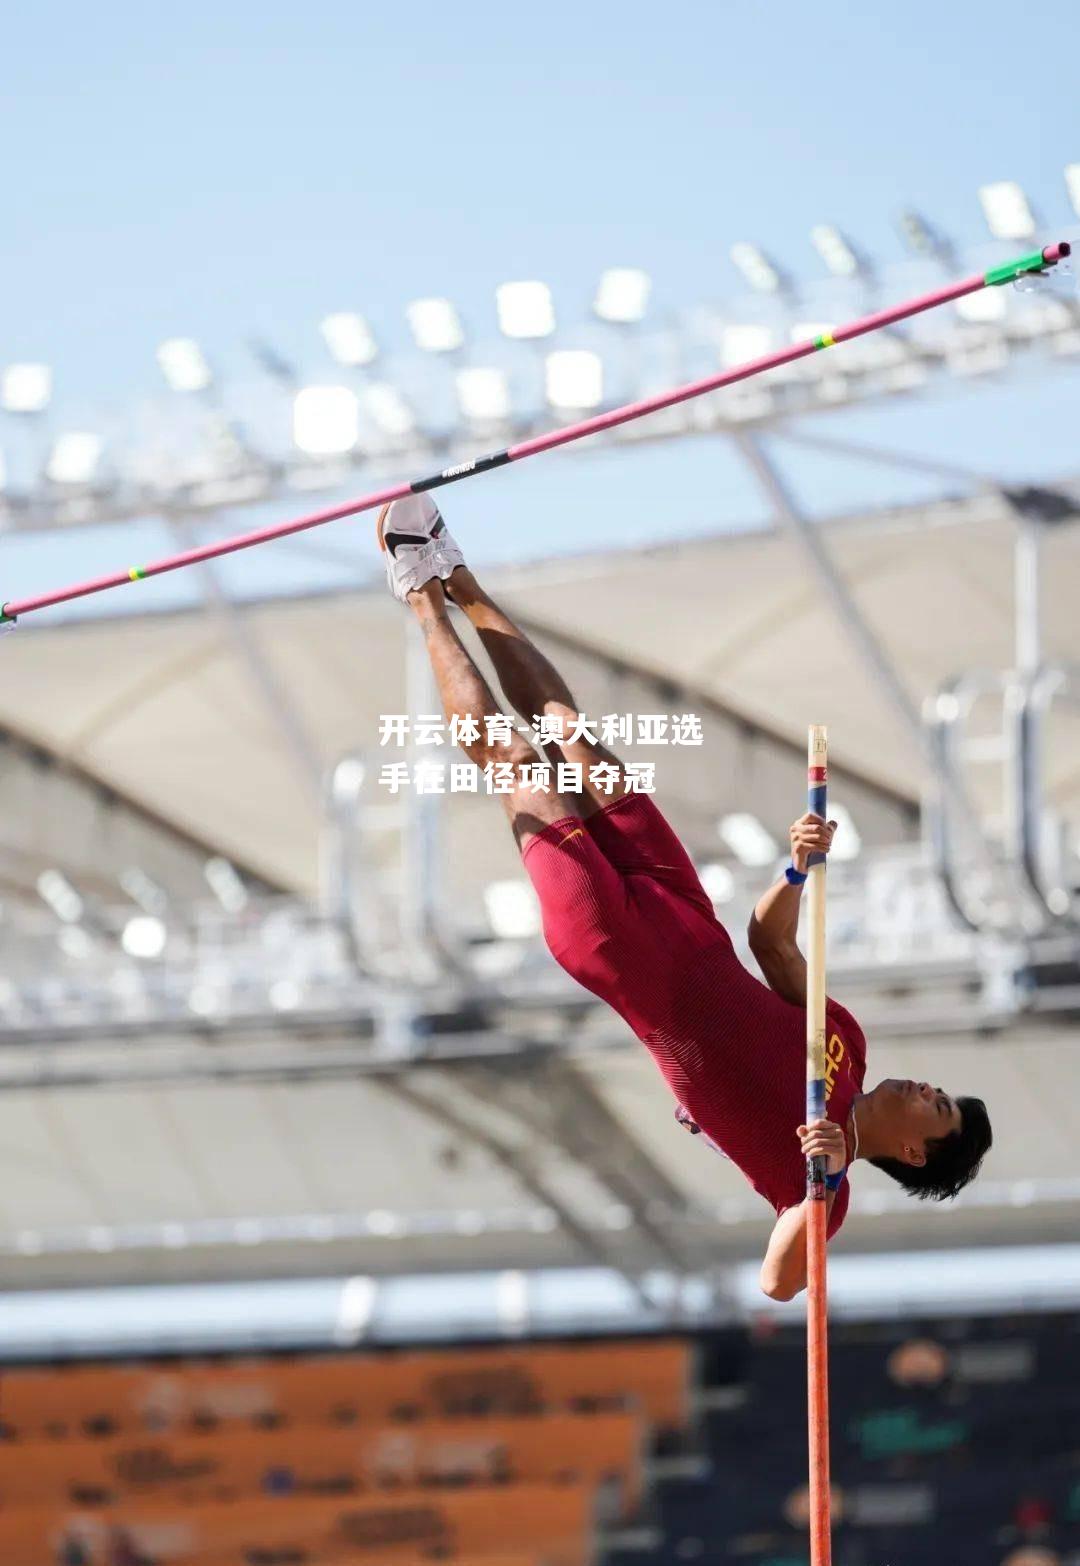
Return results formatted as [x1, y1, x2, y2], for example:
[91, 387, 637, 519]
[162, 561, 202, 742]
[1, 254, 1056, 1566]
[0, 242, 1069, 625]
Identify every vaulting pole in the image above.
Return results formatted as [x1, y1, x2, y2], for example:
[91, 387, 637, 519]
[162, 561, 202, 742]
[805, 724, 831, 1565]
[0, 242, 1069, 625]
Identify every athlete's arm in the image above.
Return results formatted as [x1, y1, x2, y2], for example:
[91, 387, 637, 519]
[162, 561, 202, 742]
[760, 1194, 837, 1300]
[746, 813, 836, 1007]
[759, 1117, 846, 1300]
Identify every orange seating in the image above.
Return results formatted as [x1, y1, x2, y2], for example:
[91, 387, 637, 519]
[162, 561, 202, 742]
[0, 1338, 689, 1438]
[0, 1482, 592, 1566]
[196, 1555, 540, 1566]
[0, 1409, 643, 1516]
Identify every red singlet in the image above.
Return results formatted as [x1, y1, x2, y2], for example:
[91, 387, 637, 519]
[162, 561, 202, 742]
[522, 792, 867, 1238]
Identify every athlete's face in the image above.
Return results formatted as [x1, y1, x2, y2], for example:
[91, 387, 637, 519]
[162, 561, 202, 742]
[873, 1078, 963, 1165]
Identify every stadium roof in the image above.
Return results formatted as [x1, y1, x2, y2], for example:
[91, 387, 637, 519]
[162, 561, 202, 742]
[1, 486, 1076, 898]
[0, 485, 1078, 1292]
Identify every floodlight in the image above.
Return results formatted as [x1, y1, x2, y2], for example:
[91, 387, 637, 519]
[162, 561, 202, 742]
[720, 324, 774, 366]
[484, 879, 541, 938]
[46, 432, 101, 485]
[321, 312, 378, 367]
[978, 181, 1035, 240]
[496, 280, 556, 339]
[156, 338, 212, 393]
[828, 804, 862, 861]
[187, 984, 222, 1017]
[456, 367, 511, 421]
[292, 385, 360, 456]
[593, 267, 651, 323]
[1065, 164, 1080, 219]
[730, 243, 783, 294]
[204, 856, 248, 913]
[363, 382, 415, 436]
[121, 916, 167, 959]
[406, 297, 464, 352]
[810, 224, 860, 277]
[269, 979, 302, 1011]
[37, 869, 84, 923]
[544, 349, 603, 409]
[698, 863, 736, 904]
[956, 290, 1006, 323]
[2, 363, 51, 414]
[718, 812, 779, 867]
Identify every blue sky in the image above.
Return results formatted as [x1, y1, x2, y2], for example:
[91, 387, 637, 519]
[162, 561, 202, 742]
[3, 0, 1079, 618]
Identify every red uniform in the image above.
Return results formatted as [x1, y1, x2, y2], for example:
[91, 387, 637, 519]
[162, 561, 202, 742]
[522, 792, 867, 1238]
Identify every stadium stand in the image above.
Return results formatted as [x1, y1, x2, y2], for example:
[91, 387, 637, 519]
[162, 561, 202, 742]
[3, 1318, 1078, 1564]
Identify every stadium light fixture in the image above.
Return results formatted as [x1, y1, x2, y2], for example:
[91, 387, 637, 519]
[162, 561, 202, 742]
[496, 280, 556, 340]
[828, 804, 862, 861]
[37, 869, 84, 924]
[269, 979, 303, 1011]
[956, 289, 1007, 323]
[1065, 164, 1080, 219]
[483, 879, 541, 938]
[46, 432, 102, 485]
[292, 385, 360, 456]
[187, 984, 223, 1017]
[978, 181, 1036, 240]
[321, 312, 378, 367]
[406, 297, 465, 353]
[363, 382, 415, 436]
[2, 363, 51, 414]
[810, 224, 861, 277]
[121, 916, 167, 959]
[730, 243, 785, 294]
[456, 367, 511, 422]
[204, 856, 248, 913]
[156, 338, 212, 393]
[593, 267, 651, 323]
[720, 324, 774, 366]
[718, 812, 779, 867]
[698, 863, 736, 904]
[545, 349, 603, 410]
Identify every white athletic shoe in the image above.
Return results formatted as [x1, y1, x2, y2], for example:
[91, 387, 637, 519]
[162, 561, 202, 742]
[376, 494, 466, 603]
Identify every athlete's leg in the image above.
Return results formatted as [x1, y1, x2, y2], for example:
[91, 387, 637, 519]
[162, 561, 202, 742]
[445, 565, 712, 914]
[445, 567, 630, 817]
[405, 578, 583, 855]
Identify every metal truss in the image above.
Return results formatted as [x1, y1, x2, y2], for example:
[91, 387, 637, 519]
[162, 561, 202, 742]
[2, 236, 1078, 538]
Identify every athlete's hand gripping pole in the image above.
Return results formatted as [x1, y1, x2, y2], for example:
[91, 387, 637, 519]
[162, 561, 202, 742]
[805, 723, 832, 1566]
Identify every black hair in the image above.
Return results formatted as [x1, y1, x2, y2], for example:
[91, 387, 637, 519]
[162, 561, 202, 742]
[869, 1095, 992, 1202]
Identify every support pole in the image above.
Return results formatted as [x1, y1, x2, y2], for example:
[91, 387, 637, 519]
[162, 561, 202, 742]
[805, 724, 832, 1566]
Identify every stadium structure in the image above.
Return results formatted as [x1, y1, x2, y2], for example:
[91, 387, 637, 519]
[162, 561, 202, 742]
[1, 175, 1079, 1566]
